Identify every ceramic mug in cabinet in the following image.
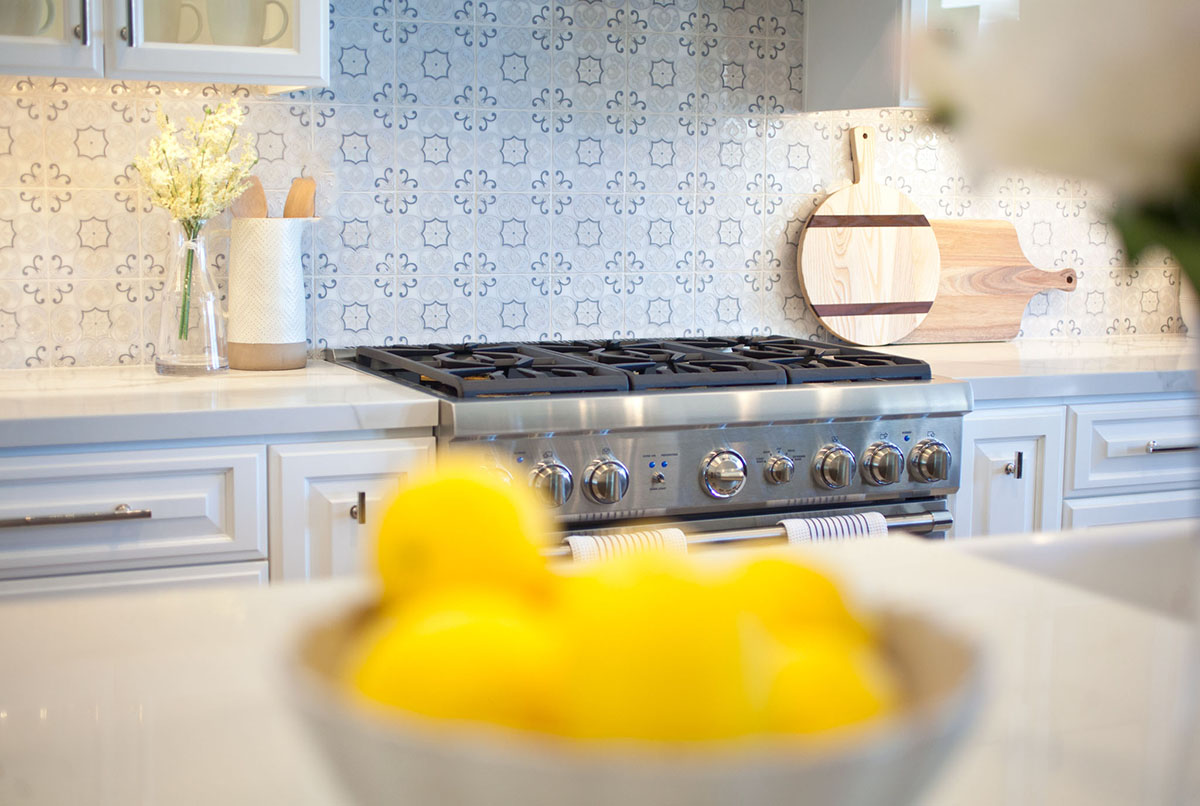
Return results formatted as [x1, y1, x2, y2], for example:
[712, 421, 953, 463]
[207, 0, 289, 47]
[0, 0, 55, 37]
[143, 0, 203, 44]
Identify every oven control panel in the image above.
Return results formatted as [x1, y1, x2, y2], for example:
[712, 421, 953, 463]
[460, 415, 963, 524]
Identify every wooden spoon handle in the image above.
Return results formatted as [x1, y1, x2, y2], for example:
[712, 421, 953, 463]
[231, 175, 267, 218]
[849, 126, 876, 185]
[283, 177, 316, 219]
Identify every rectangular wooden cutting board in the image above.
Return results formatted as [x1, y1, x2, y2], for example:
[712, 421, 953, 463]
[898, 219, 1077, 344]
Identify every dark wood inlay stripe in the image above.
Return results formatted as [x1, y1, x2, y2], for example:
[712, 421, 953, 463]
[813, 301, 934, 317]
[808, 214, 931, 228]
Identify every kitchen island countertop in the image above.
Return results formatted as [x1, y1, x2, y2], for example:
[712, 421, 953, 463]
[0, 520, 1195, 806]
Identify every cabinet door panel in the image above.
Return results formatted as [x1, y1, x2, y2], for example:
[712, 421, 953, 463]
[0, 560, 268, 599]
[103, 0, 327, 86]
[1066, 400, 1200, 495]
[954, 407, 1065, 538]
[1062, 490, 1200, 529]
[269, 438, 435, 581]
[0, 445, 267, 578]
[0, 0, 103, 77]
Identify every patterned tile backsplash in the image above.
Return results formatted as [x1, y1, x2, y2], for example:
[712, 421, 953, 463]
[0, 0, 1186, 368]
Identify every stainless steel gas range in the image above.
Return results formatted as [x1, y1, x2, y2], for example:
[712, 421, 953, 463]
[331, 336, 973, 549]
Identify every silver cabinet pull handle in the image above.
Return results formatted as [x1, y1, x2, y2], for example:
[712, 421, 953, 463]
[348, 491, 366, 524]
[121, 0, 136, 46]
[0, 504, 152, 529]
[1147, 440, 1199, 454]
[1004, 451, 1024, 479]
[75, 0, 89, 44]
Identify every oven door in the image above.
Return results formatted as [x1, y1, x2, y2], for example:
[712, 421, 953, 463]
[549, 499, 952, 558]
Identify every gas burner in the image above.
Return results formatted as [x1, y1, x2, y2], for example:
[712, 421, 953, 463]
[354, 343, 629, 397]
[536, 339, 786, 390]
[670, 336, 932, 383]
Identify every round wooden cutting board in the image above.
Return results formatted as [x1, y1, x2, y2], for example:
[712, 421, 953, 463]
[798, 126, 941, 346]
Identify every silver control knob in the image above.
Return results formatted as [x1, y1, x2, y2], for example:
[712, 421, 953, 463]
[910, 439, 952, 483]
[813, 444, 856, 489]
[529, 462, 573, 507]
[583, 459, 630, 504]
[701, 450, 747, 498]
[765, 454, 795, 485]
[861, 442, 905, 486]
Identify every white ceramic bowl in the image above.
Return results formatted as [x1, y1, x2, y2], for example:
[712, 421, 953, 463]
[290, 606, 983, 806]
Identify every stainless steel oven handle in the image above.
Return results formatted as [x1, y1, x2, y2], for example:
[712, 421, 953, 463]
[546, 510, 952, 558]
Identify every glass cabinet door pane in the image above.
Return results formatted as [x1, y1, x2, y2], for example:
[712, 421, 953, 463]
[139, 0, 298, 50]
[0, 0, 67, 41]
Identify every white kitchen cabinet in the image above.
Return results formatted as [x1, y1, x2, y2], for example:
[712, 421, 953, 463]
[1062, 489, 1199, 529]
[0, 559, 268, 599]
[953, 406, 1066, 537]
[0, 444, 267, 580]
[0, 0, 103, 77]
[1065, 400, 1200, 495]
[803, 0, 1020, 111]
[269, 437, 435, 581]
[0, 0, 327, 87]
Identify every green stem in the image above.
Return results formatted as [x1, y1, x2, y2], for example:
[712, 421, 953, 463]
[178, 220, 202, 341]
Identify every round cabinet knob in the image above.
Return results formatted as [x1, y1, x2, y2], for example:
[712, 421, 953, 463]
[529, 462, 573, 507]
[910, 439, 952, 483]
[765, 454, 795, 485]
[861, 442, 905, 486]
[813, 444, 856, 489]
[702, 450, 747, 498]
[584, 459, 630, 505]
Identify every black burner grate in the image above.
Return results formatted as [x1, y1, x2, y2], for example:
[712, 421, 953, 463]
[536, 340, 787, 390]
[670, 336, 932, 383]
[348, 335, 931, 398]
[353, 343, 630, 397]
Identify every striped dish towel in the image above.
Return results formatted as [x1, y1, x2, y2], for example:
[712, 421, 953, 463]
[565, 528, 689, 563]
[779, 513, 889, 543]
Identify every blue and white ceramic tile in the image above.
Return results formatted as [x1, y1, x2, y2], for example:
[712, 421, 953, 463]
[549, 271, 623, 339]
[395, 274, 474, 342]
[474, 274, 551, 341]
[0, 0, 1184, 367]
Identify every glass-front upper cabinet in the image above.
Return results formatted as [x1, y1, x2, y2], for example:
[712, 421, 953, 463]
[104, 0, 328, 85]
[0, 0, 327, 87]
[0, 0, 104, 78]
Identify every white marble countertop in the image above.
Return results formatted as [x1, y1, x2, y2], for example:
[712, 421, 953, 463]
[0, 522, 1195, 806]
[890, 335, 1198, 402]
[0, 362, 439, 449]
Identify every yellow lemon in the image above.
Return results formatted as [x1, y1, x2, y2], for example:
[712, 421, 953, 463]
[347, 590, 566, 733]
[726, 555, 872, 645]
[762, 629, 900, 734]
[374, 455, 553, 604]
[557, 552, 759, 742]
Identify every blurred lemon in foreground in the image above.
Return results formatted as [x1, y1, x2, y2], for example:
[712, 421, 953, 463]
[353, 459, 902, 741]
[374, 456, 553, 604]
[764, 631, 900, 734]
[557, 552, 757, 741]
[728, 556, 873, 645]
[347, 590, 566, 733]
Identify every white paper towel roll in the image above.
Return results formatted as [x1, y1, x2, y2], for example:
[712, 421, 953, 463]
[779, 513, 889, 543]
[565, 528, 689, 562]
[228, 217, 310, 345]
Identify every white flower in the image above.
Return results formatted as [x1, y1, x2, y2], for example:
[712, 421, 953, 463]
[914, 0, 1200, 201]
[134, 100, 258, 232]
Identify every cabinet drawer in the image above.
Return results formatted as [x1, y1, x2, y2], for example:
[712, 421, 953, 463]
[1062, 490, 1200, 529]
[0, 561, 269, 600]
[0, 446, 267, 579]
[1066, 400, 1200, 494]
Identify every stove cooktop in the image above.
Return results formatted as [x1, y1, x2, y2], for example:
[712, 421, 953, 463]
[347, 336, 931, 399]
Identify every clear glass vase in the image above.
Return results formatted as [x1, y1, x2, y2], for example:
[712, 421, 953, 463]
[155, 220, 228, 375]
